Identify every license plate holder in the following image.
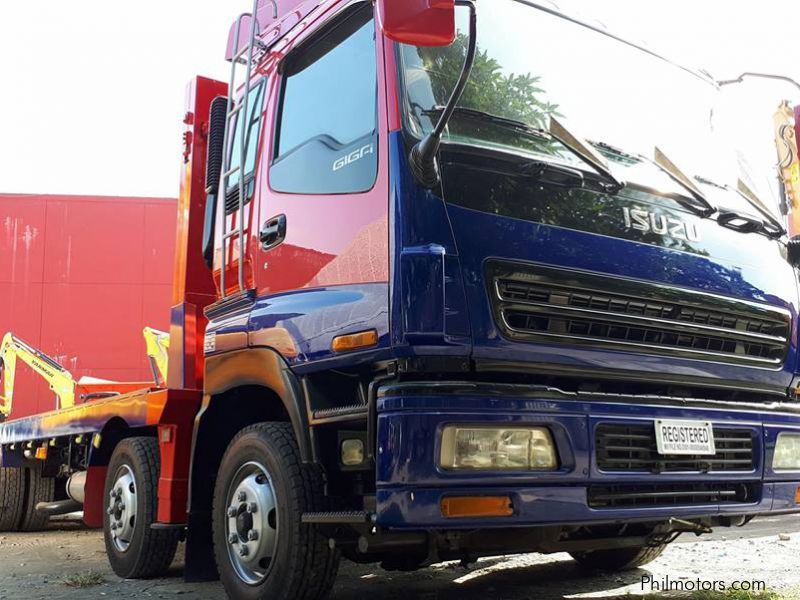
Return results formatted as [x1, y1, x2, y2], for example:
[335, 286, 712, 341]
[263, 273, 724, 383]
[654, 419, 715, 456]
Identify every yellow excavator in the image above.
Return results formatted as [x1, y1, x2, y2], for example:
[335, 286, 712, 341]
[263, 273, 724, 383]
[0, 328, 170, 419]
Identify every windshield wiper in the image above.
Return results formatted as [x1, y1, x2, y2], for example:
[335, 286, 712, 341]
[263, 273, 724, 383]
[688, 175, 784, 238]
[424, 106, 625, 194]
[733, 179, 786, 238]
[424, 105, 550, 138]
[652, 148, 716, 217]
[548, 117, 625, 194]
[586, 139, 716, 218]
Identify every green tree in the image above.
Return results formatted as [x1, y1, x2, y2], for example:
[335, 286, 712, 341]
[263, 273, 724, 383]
[417, 33, 561, 128]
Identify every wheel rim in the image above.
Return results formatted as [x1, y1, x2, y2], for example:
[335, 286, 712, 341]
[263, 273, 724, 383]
[224, 461, 279, 585]
[107, 465, 137, 552]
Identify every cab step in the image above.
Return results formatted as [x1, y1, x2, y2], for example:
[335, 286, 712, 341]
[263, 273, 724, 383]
[311, 404, 368, 424]
[301, 511, 372, 524]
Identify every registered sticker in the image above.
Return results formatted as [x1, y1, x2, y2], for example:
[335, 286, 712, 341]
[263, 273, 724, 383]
[654, 419, 715, 456]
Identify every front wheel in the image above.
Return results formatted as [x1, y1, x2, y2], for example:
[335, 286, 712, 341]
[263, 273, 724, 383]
[570, 543, 668, 571]
[212, 422, 339, 600]
[103, 437, 180, 579]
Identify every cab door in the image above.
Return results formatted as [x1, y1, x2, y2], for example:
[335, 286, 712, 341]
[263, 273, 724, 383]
[253, 1, 389, 297]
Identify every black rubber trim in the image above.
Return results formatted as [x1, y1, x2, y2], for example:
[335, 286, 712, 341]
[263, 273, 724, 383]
[204, 289, 256, 320]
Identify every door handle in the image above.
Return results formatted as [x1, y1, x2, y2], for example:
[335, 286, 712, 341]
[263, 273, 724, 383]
[260, 214, 287, 250]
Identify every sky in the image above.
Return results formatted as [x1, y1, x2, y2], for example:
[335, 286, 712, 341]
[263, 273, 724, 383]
[2, 0, 800, 199]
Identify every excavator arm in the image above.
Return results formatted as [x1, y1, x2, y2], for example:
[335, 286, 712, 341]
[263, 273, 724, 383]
[0, 332, 76, 418]
[143, 327, 170, 387]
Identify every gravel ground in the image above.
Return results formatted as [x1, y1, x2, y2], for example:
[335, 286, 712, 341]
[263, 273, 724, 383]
[1, 516, 800, 599]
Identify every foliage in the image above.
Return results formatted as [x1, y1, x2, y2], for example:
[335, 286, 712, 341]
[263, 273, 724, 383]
[63, 570, 105, 588]
[416, 33, 561, 128]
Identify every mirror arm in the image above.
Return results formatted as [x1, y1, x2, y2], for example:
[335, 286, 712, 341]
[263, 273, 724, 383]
[717, 72, 800, 94]
[409, 0, 477, 189]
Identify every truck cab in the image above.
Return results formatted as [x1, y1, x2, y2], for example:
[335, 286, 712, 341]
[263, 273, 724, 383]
[180, 0, 800, 596]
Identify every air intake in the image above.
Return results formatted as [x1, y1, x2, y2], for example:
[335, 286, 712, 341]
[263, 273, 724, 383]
[487, 261, 791, 368]
[596, 423, 755, 473]
[205, 96, 229, 193]
[588, 482, 759, 509]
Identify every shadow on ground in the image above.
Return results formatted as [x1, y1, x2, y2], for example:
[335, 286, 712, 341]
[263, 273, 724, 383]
[331, 555, 649, 600]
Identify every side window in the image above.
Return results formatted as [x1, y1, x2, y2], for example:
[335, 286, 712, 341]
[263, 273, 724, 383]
[226, 79, 266, 213]
[270, 4, 378, 195]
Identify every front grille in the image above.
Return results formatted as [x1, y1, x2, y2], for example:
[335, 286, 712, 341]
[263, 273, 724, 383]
[588, 482, 759, 509]
[596, 423, 755, 473]
[488, 261, 791, 368]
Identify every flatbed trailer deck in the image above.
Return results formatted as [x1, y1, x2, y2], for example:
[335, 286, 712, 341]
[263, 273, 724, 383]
[0, 386, 201, 526]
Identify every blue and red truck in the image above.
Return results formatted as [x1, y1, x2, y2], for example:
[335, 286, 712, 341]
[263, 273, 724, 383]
[3, 0, 800, 598]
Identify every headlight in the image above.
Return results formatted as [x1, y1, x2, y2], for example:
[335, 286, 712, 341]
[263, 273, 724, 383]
[439, 425, 557, 471]
[773, 433, 800, 470]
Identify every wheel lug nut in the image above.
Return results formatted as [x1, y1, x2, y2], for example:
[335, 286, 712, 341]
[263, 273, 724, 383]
[248, 530, 258, 541]
[239, 546, 249, 557]
[111, 522, 117, 530]
[227, 506, 238, 518]
[247, 502, 258, 514]
[118, 503, 125, 511]
[228, 533, 238, 544]
[107, 507, 114, 515]
[237, 491, 247, 502]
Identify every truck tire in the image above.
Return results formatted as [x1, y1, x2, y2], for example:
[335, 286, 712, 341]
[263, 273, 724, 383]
[0, 465, 25, 531]
[103, 437, 179, 579]
[212, 422, 340, 600]
[570, 543, 667, 571]
[19, 464, 55, 531]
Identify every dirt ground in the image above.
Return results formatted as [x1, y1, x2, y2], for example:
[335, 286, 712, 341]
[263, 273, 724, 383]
[2, 515, 800, 600]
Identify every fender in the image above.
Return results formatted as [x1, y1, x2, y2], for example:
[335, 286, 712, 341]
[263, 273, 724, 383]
[197, 346, 311, 462]
[184, 346, 310, 582]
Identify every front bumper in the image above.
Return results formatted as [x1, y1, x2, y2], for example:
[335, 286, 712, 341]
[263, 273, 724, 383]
[375, 383, 800, 529]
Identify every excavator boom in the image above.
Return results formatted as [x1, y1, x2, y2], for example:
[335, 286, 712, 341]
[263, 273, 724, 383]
[0, 332, 76, 417]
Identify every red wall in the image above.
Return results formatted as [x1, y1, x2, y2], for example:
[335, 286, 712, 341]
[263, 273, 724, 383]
[1, 194, 177, 418]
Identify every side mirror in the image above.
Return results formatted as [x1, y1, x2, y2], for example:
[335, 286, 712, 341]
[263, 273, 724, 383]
[376, 0, 456, 47]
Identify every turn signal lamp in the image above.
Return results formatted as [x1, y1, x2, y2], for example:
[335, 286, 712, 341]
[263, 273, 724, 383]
[331, 329, 379, 353]
[441, 496, 514, 518]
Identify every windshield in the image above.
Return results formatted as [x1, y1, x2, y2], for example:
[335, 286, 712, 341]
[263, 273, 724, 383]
[399, 0, 748, 203]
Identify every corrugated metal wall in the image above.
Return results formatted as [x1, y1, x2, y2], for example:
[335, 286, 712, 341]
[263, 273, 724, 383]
[0, 194, 177, 419]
